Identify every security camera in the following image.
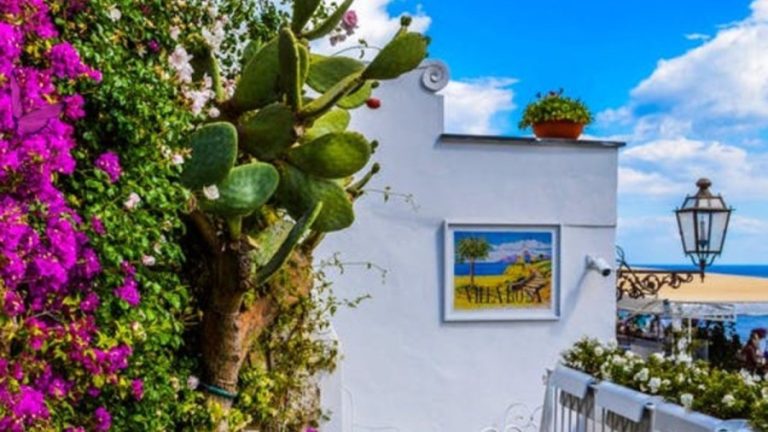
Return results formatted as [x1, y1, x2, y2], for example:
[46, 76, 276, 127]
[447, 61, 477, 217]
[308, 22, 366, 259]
[586, 255, 612, 277]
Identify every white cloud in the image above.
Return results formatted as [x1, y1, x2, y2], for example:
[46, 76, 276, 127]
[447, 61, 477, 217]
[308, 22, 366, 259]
[731, 215, 768, 234]
[683, 33, 711, 41]
[618, 215, 676, 232]
[594, 0, 768, 143]
[627, 9, 768, 136]
[593, 0, 768, 213]
[441, 78, 518, 135]
[751, 0, 768, 21]
[618, 167, 680, 197]
[620, 138, 768, 201]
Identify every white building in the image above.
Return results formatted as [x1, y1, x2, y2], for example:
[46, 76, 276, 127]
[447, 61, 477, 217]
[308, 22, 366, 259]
[319, 61, 621, 432]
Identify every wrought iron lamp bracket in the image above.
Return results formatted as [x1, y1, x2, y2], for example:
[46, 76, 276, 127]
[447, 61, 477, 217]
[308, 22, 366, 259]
[615, 247, 702, 300]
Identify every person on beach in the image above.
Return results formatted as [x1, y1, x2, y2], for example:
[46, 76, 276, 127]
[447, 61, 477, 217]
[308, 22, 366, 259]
[741, 328, 767, 373]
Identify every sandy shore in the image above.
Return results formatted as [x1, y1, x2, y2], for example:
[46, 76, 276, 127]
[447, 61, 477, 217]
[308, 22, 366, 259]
[656, 272, 768, 303]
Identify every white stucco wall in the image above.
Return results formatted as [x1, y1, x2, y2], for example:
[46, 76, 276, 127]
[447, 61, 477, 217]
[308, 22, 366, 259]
[318, 61, 620, 432]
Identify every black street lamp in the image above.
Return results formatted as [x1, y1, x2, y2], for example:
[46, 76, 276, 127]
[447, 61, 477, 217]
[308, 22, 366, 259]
[675, 178, 732, 275]
[617, 178, 733, 299]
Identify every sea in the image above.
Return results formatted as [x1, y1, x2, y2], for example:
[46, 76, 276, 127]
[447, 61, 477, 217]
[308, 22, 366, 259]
[458, 263, 768, 341]
[642, 265, 768, 343]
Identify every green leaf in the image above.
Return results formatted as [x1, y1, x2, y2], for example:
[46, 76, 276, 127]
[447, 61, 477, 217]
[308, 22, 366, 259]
[302, 108, 350, 143]
[180, 122, 238, 190]
[288, 132, 371, 178]
[278, 27, 302, 110]
[307, 55, 365, 93]
[255, 202, 323, 285]
[363, 32, 429, 80]
[238, 103, 296, 160]
[292, 0, 323, 34]
[276, 163, 354, 232]
[201, 162, 280, 217]
[232, 38, 280, 112]
[302, 0, 354, 40]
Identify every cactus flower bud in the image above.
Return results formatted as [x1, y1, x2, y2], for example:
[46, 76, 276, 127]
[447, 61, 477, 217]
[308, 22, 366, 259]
[366, 98, 381, 109]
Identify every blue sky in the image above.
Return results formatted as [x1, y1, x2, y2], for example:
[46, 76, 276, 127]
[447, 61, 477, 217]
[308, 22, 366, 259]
[335, 0, 768, 264]
[454, 231, 552, 264]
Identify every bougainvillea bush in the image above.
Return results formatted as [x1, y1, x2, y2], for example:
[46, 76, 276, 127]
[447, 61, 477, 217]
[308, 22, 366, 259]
[0, 0, 427, 430]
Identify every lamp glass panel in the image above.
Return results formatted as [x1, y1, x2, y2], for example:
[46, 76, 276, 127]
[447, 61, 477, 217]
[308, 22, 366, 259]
[676, 211, 696, 253]
[708, 212, 729, 254]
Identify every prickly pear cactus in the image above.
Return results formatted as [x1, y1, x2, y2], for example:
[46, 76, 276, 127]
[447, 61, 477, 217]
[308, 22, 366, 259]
[182, 0, 429, 426]
[185, 12, 428, 237]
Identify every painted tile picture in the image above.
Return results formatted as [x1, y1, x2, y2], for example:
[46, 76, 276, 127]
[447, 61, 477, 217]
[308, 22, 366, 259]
[444, 223, 560, 321]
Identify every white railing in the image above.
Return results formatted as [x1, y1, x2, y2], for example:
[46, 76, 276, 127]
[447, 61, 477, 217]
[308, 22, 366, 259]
[540, 366, 752, 432]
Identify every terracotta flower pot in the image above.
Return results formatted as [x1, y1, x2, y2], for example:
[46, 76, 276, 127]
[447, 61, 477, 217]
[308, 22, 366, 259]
[532, 121, 584, 139]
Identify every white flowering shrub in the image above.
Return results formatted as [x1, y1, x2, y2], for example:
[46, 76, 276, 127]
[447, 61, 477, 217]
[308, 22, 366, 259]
[562, 338, 767, 425]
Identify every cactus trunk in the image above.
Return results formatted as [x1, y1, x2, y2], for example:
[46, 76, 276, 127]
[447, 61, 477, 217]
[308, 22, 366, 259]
[201, 249, 248, 417]
[199, 243, 314, 430]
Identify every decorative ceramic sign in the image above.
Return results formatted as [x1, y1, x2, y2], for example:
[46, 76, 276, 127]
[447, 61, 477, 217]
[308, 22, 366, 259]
[443, 221, 560, 321]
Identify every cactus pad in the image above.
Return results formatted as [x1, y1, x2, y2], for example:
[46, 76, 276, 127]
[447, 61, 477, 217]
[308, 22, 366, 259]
[307, 55, 365, 93]
[240, 39, 261, 68]
[200, 162, 280, 217]
[278, 27, 303, 109]
[180, 122, 238, 190]
[238, 103, 296, 160]
[291, 0, 323, 34]
[232, 38, 280, 111]
[248, 219, 293, 268]
[298, 44, 310, 85]
[276, 163, 354, 232]
[302, 109, 350, 142]
[363, 32, 429, 80]
[254, 201, 323, 285]
[288, 132, 371, 179]
[300, 71, 362, 119]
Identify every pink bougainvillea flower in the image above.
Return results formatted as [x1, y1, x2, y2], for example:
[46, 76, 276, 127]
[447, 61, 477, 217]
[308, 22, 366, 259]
[114, 262, 140, 306]
[147, 39, 160, 53]
[131, 379, 144, 400]
[3, 290, 25, 316]
[49, 42, 93, 79]
[63, 94, 85, 119]
[93, 407, 111, 431]
[114, 277, 140, 306]
[80, 292, 100, 313]
[9, 74, 63, 136]
[12, 386, 48, 419]
[90, 216, 106, 235]
[94, 151, 121, 183]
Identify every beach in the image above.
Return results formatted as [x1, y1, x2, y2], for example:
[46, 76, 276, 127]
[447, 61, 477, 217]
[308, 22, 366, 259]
[657, 271, 768, 303]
